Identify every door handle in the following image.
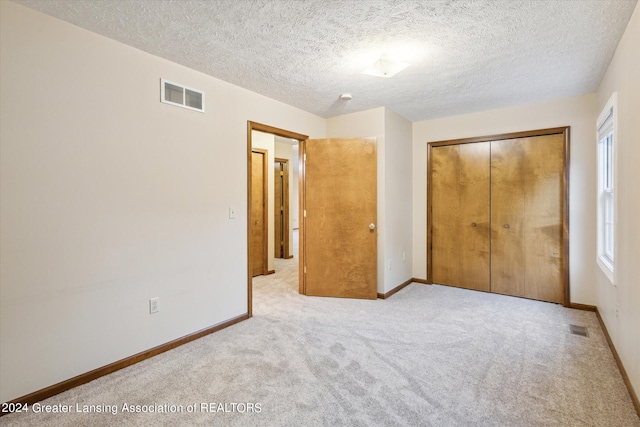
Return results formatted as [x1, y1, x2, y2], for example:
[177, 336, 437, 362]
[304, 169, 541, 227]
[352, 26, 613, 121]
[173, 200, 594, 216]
[369, 223, 376, 231]
[504, 224, 510, 228]
[471, 222, 477, 227]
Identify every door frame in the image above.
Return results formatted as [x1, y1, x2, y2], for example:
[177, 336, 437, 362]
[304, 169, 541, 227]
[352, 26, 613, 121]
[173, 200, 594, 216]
[251, 148, 269, 277]
[426, 126, 570, 306]
[274, 157, 291, 259]
[247, 121, 307, 317]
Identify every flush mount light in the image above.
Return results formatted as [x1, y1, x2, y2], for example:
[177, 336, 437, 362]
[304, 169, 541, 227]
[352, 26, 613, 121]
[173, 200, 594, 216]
[361, 58, 410, 78]
[340, 93, 353, 100]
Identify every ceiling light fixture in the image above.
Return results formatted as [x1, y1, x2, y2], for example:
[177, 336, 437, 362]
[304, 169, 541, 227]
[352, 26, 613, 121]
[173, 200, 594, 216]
[340, 93, 353, 100]
[361, 58, 410, 78]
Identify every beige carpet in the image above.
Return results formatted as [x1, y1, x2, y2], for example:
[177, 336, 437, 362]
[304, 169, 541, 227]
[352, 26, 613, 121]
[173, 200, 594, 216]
[3, 255, 639, 426]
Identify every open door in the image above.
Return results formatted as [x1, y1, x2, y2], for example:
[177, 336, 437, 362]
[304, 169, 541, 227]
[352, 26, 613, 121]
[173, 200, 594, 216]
[251, 149, 268, 277]
[300, 138, 377, 299]
[274, 158, 290, 259]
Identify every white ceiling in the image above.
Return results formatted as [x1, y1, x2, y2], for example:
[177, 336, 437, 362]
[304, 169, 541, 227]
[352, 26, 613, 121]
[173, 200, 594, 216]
[15, 0, 638, 122]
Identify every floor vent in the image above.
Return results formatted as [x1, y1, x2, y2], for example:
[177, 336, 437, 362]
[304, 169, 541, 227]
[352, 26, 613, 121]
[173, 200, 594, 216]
[569, 324, 588, 337]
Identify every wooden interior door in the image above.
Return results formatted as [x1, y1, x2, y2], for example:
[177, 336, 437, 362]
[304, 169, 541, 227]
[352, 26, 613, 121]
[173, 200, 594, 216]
[302, 138, 377, 299]
[274, 161, 284, 258]
[491, 134, 564, 303]
[274, 159, 290, 259]
[251, 150, 267, 277]
[431, 142, 490, 291]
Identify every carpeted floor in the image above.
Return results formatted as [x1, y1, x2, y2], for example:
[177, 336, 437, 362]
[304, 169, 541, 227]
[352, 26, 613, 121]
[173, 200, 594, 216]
[2, 254, 639, 426]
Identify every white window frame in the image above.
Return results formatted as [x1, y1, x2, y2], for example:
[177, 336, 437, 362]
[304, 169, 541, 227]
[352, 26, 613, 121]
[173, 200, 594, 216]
[160, 78, 205, 113]
[596, 92, 616, 284]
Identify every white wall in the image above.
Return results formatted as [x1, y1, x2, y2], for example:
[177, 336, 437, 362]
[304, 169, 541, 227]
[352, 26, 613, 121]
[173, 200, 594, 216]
[383, 109, 413, 293]
[0, 2, 325, 403]
[327, 108, 386, 293]
[251, 131, 276, 272]
[596, 2, 640, 401]
[412, 94, 598, 305]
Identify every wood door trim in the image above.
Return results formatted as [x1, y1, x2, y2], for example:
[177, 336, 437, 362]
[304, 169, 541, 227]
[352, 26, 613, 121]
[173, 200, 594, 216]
[252, 148, 269, 279]
[249, 122, 308, 141]
[569, 303, 597, 312]
[378, 277, 431, 298]
[377, 278, 413, 299]
[428, 127, 570, 147]
[247, 121, 307, 317]
[275, 157, 290, 259]
[426, 126, 570, 306]
[426, 141, 434, 283]
[299, 140, 306, 295]
[562, 128, 571, 306]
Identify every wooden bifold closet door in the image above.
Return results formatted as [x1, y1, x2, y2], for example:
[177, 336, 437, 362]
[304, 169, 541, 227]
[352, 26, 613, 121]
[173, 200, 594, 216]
[431, 142, 491, 292]
[428, 129, 568, 305]
[490, 135, 565, 303]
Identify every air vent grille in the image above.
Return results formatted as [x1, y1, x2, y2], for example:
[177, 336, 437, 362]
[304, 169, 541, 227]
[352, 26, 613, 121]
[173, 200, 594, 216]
[161, 79, 204, 112]
[569, 324, 588, 337]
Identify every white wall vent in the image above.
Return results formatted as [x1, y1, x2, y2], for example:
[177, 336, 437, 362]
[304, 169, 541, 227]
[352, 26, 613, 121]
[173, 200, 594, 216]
[160, 79, 205, 112]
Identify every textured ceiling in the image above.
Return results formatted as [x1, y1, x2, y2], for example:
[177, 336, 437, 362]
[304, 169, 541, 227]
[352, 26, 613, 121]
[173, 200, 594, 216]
[14, 0, 638, 121]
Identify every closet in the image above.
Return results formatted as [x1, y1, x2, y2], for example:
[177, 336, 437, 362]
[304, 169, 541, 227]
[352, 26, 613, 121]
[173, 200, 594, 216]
[427, 127, 569, 305]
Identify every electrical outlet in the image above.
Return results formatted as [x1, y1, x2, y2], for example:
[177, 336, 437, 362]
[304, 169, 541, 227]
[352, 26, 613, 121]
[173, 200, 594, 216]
[228, 206, 236, 219]
[388, 260, 392, 270]
[615, 303, 620, 319]
[402, 252, 406, 262]
[150, 297, 160, 314]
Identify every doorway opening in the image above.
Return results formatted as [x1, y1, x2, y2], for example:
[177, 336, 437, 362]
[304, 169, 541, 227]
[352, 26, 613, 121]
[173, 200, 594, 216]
[247, 121, 307, 317]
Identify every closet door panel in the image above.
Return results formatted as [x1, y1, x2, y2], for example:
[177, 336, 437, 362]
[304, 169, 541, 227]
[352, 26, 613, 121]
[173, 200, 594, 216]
[523, 135, 564, 303]
[490, 139, 526, 298]
[431, 143, 490, 291]
[458, 142, 491, 291]
[431, 145, 461, 286]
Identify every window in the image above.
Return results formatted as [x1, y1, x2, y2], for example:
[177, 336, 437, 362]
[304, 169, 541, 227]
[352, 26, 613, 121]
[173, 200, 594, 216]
[597, 93, 616, 283]
[160, 79, 205, 112]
